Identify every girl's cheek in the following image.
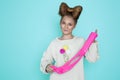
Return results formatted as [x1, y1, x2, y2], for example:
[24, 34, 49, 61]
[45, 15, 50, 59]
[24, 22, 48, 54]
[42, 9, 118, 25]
[68, 26, 73, 29]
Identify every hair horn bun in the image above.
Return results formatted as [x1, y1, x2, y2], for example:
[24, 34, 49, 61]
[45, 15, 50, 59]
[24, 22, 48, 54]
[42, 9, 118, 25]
[72, 6, 82, 19]
[59, 2, 83, 20]
[59, 2, 69, 16]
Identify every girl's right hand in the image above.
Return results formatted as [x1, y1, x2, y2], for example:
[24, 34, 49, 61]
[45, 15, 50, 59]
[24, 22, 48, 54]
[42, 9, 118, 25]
[46, 64, 54, 73]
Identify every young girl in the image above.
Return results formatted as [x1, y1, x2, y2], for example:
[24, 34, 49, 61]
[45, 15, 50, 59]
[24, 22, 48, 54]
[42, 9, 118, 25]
[40, 2, 99, 80]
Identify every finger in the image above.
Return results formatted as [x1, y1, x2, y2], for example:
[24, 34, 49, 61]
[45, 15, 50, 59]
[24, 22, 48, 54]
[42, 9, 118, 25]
[48, 68, 53, 73]
[95, 29, 98, 33]
[47, 66, 54, 73]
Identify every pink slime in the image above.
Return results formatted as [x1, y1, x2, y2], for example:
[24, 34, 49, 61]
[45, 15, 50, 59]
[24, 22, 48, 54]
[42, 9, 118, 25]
[51, 31, 98, 74]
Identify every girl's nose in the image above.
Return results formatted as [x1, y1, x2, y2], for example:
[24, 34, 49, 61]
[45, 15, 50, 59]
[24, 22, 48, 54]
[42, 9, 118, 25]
[64, 24, 68, 29]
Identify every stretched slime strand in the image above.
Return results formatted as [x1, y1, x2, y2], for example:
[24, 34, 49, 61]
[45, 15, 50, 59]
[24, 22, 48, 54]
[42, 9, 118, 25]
[51, 30, 98, 74]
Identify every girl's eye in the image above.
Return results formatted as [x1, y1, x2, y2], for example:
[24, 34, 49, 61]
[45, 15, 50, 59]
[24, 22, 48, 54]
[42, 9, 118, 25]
[62, 21, 65, 24]
[68, 23, 72, 26]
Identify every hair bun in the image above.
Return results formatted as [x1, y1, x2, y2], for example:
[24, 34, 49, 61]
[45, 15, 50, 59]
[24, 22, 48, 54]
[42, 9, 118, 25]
[59, 2, 69, 16]
[59, 2, 83, 20]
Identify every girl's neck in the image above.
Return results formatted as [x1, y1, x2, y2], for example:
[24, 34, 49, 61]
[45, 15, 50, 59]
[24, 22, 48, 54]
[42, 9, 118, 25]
[59, 34, 74, 40]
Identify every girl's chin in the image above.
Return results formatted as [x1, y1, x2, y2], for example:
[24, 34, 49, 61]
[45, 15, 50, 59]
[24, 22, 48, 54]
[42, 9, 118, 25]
[62, 32, 71, 35]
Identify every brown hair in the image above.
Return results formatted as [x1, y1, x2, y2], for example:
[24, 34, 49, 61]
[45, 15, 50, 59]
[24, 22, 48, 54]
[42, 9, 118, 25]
[59, 2, 83, 24]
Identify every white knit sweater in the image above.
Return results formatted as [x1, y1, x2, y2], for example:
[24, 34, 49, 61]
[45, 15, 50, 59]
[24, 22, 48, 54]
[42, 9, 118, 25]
[40, 36, 99, 80]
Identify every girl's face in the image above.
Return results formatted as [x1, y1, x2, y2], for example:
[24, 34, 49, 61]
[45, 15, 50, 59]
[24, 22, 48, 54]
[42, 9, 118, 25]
[60, 15, 76, 35]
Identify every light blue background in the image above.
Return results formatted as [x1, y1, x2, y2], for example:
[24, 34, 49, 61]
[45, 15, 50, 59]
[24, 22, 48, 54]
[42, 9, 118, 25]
[0, 0, 120, 80]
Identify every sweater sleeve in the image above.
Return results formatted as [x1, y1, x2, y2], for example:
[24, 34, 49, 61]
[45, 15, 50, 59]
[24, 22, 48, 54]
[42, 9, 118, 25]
[85, 41, 100, 63]
[40, 42, 54, 74]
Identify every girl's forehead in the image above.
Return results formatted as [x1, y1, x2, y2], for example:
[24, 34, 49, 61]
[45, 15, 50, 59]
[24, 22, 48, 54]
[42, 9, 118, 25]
[63, 15, 73, 19]
[62, 16, 74, 22]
